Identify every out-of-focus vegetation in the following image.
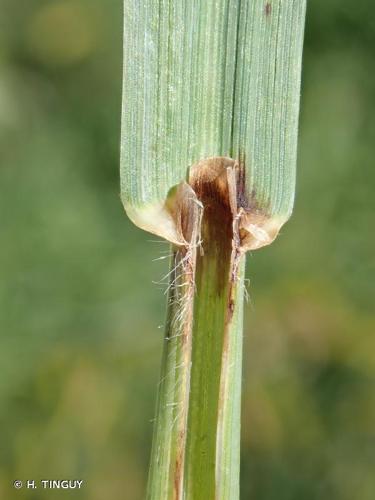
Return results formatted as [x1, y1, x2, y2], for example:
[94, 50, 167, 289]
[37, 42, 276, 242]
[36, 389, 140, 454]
[0, 1, 374, 499]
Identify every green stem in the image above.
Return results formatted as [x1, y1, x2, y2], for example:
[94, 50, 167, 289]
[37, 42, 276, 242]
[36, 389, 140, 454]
[147, 167, 246, 500]
[147, 246, 196, 500]
[184, 180, 245, 500]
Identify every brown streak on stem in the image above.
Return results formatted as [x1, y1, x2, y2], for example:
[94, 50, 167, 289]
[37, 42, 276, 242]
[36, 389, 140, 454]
[189, 157, 238, 292]
[168, 190, 202, 500]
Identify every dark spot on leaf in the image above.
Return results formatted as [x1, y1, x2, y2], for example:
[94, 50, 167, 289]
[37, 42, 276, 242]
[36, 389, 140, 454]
[265, 3, 271, 16]
[229, 300, 235, 315]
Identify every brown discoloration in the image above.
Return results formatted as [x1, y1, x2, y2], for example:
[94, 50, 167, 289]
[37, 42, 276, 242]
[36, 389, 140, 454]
[227, 296, 236, 326]
[166, 182, 201, 246]
[174, 431, 185, 500]
[174, 456, 181, 499]
[189, 158, 235, 292]
[235, 162, 248, 210]
[228, 299, 235, 314]
[187, 155, 280, 285]
[230, 162, 283, 251]
[163, 195, 201, 500]
[125, 152, 284, 251]
[134, 154, 282, 252]
[265, 2, 272, 16]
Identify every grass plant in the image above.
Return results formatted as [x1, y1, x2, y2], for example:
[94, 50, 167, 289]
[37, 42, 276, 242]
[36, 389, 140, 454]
[121, 1, 306, 498]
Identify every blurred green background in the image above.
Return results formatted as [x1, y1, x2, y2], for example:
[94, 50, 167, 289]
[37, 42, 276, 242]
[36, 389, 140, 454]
[0, 1, 374, 499]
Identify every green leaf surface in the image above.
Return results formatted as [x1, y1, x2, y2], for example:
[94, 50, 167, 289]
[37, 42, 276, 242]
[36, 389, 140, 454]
[121, 0, 306, 244]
